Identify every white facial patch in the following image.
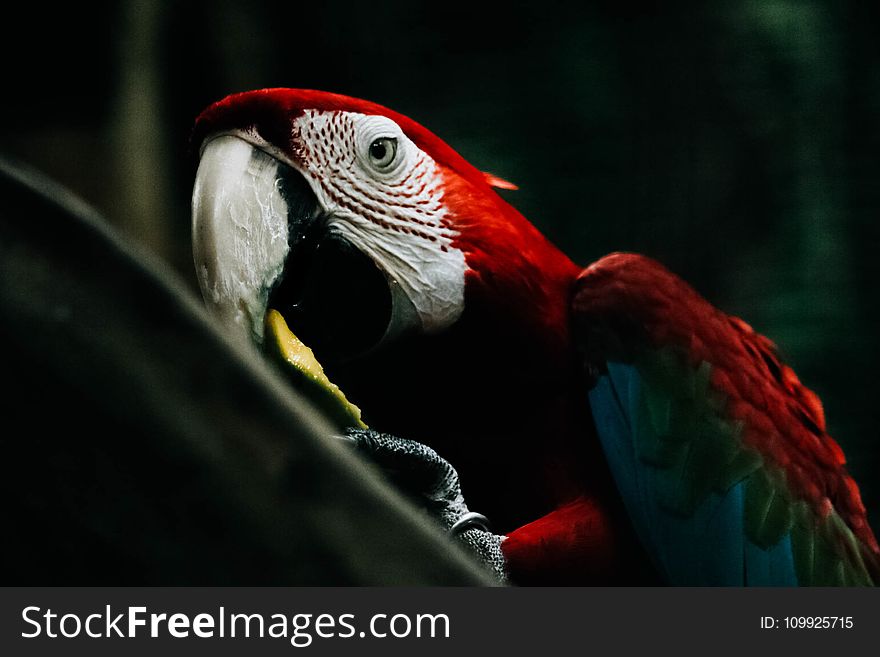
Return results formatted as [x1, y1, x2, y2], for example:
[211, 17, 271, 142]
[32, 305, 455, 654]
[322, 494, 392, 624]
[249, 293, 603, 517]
[291, 110, 467, 334]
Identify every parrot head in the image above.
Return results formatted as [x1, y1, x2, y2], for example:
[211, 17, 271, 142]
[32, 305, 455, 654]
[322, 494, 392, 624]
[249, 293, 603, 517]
[193, 89, 599, 530]
[191, 88, 576, 366]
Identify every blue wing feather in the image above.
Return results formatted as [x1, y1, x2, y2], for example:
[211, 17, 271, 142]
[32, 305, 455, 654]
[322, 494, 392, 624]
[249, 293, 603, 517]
[590, 363, 799, 585]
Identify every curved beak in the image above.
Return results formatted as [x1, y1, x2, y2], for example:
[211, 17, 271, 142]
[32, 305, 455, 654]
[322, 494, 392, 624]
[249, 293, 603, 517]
[192, 135, 316, 345]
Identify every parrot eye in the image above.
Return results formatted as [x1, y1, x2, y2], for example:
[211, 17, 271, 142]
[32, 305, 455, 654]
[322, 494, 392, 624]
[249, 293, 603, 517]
[368, 137, 398, 170]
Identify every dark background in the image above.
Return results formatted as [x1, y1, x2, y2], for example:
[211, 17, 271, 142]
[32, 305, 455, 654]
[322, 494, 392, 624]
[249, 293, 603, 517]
[3, 1, 878, 531]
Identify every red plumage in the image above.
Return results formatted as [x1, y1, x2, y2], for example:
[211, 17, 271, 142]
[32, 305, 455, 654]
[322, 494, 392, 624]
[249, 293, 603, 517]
[574, 253, 878, 555]
[502, 497, 642, 584]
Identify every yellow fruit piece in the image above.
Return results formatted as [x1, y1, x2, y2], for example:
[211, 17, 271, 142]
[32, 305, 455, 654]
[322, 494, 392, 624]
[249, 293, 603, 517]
[264, 309, 366, 429]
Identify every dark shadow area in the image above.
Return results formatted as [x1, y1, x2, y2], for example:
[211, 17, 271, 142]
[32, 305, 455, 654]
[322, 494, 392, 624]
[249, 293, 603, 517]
[0, 159, 488, 584]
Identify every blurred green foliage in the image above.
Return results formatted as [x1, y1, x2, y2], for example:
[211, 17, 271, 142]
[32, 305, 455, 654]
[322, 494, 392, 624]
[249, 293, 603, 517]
[2, 0, 878, 528]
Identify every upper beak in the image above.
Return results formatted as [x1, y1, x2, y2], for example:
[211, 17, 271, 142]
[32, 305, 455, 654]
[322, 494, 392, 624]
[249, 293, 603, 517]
[192, 135, 316, 345]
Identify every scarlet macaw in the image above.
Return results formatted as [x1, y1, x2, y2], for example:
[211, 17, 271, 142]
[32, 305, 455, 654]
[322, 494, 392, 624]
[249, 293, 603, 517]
[190, 89, 878, 585]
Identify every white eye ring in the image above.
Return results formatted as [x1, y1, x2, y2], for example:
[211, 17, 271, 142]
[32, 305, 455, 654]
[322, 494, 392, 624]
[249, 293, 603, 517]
[356, 115, 409, 178]
[368, 137, 398, 170]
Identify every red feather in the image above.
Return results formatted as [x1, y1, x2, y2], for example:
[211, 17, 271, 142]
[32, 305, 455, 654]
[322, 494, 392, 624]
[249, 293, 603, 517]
[574, 252, 879, 555]
[502, 497, 645, 584]
[483, 172, 519, 190]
